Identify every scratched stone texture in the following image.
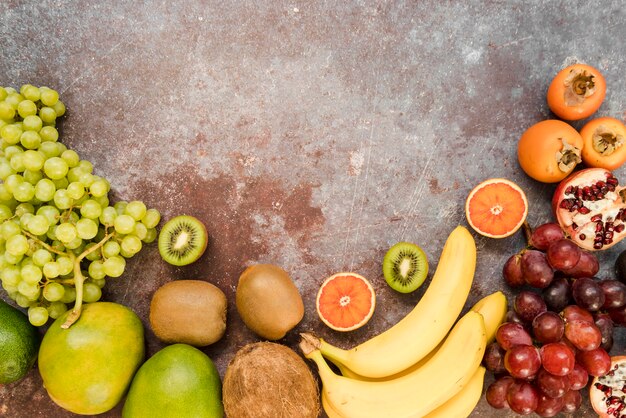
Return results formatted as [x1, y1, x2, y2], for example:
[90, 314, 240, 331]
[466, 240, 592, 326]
[1, 1, 625, 417]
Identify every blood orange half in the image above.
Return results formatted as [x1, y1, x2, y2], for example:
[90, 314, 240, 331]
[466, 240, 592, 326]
[316, 272, 376, 332]
[465, 178, 528, 238]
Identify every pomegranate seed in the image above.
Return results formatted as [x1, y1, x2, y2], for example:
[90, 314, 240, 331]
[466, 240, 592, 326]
[594, 241, 604, 249]
[616, 224, 625, 233]
[602, 186, 609, 194]
[605, 238, 614, 245]
[572, 222, 579, 229]
[597, 181, 607, 188]
[607, 224, 615, 232]
[605, 231, 614, 240]
[591, 214, 603, 222]
[607, 177, 619, 185]
[608, 183, 616, 191]
[597, 193, 605, 199]
[565, 185, 574, 195]
[576, 188, 584, 199]
[596, 223, 604, 232]
[579, 206, 591, 214]
[579, 234, 586, 240]
[560, 199, 571, 209]
[571, 204, 579, 211]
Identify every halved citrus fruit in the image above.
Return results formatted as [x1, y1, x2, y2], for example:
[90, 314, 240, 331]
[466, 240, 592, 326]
[316, 272, 376, 332]
[465, 178, 528, 238]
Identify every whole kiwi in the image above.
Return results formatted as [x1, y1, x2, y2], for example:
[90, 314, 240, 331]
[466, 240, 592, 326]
[149, 280, 227, 347]
[236, 264, 304, 340]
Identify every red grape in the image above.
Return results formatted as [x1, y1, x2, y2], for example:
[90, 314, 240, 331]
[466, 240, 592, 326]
[576, 347, 611, 377]
[561, 250, 599, 278]
[483, 342, 507, 374]
[540, 342, 575, 376]
[504, 344, 542, 379]
[594, 312, 615, 352]
[507, 380, 539, 415]
[599, 279, 626, 309]
[565, 319, 602, 351]
[571, 277, 605, 312]
[521, 249, 554, 288]
[514, 290, 547, 323]
[536, 367, 571, 398]
[530, 223, 565, 251]
[567, 363, 589, 390]
[561, 305, 594, 323]
[503, 253, 525, 287]
[608, 304, 626, 326]
[496, 322, 533, 350]
[506, 309, 526, 326]
[532, 311, 565, 344]
[546, 239, 581, 271]
[486, 376, 514, 409]
[561, 390, 582, 413]
[542, 277, 571, 312]
[535, 392, 564, 417]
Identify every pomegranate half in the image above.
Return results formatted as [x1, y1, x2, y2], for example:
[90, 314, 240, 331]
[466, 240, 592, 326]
[552, 168, 626, 251]
[590, 355, 626, 418]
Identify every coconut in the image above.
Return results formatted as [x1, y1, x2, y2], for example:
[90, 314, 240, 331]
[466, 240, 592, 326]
[222, 342, 319, 418]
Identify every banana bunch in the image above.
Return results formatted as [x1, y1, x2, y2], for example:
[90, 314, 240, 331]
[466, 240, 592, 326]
[300, 226, 508, 418]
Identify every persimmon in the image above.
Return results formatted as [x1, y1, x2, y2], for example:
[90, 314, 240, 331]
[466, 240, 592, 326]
[580, 117, 626, 170]
[547, 64, 606, 121]
[518, 120, 583, 183]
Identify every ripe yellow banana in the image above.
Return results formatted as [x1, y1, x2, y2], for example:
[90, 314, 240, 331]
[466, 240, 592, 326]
[302, 310, 487, 418]
[470, 291, 507, 344]
[317, 226, 476, 378]
[423, 366, 486, 418]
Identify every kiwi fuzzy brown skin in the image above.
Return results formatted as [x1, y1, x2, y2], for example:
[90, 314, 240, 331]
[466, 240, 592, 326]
[149, 280, 227, 347]
[236, 264, 304, 340]
[382, 241, 429, 293]
[157, 215, 208, 266]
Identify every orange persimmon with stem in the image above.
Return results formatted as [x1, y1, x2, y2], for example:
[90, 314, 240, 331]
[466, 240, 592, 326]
[547, 64, 606, 121]
[580, 117, 626, 170]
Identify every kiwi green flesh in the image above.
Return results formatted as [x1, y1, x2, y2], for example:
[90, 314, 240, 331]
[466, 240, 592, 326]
[158, 216, 208, 266]
[382, 242, 428, 293]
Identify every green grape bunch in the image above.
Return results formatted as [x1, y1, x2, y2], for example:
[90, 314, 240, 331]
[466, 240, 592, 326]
[0, 84, 160, 328]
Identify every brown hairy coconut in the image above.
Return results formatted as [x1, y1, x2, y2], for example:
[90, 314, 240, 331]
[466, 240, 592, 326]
[222, 342, 319, 418]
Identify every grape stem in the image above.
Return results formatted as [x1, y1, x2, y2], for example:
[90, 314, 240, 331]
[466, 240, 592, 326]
[522, 220, 533, 247]
[61, 232, 114, 329]
[22, 231, 67, 256]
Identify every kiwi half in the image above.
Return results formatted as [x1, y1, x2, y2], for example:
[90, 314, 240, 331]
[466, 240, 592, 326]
[382, 242, 428, 293]
[158, 215, 208, 266]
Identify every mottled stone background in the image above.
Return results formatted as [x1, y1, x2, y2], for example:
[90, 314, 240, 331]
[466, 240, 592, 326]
[1, 1, 625, 416]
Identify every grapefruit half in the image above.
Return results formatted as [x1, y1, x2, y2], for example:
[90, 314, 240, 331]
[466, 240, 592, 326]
[316, 272, 376, 332]
[465, 178, 528, 238]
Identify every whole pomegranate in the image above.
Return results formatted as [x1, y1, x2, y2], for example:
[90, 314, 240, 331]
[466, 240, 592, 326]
[552, 168, 626, 250]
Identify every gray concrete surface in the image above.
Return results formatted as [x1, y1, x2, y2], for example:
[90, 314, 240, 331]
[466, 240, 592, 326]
[1, 0, 625, 416]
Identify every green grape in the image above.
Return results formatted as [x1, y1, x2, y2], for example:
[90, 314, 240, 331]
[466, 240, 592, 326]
[42, 261, 60, 278]
[32, 248, 52, 266]
[89, 179, 109, 197]
[53, 189, 72, 209]
[9, 152, 25, 172]
[78, 159, 93, 173]
[18, 280, 40, 300]
[15, 202, 34, 216]
[133, 222, 148, 241]
[83, 282, 102, 303]
[1, 282, 17, 295]
[12, 181, 35, 202]
[124, 201, 147, 221]
[55, 222, 77, 243]
[141, 208, 161, 228]
[0, 204, 12, 222]
[103, 255, 125, 277]
[114, 214, 135, 234]
[21, 85, 40, 101]
[56, 256, 73, 276]
[102, 240, 120, 258]
[66, 181, 85, 199]
[0, 158, 16, 179]
[51, 176, 68, 190]
[4, 173, 24, 193]
[21, 264, 42, 284]
[114, 201, 127, 215]
[34, 178, 56, 201]
[47, 301, 67, 319]
[4, 145, 24, 159]
[92, 278, 106, 288]
[4, 252, 23, 266]
[52, 100, 65, 117]
[76, 218, 98, 239]
[27, 214, 50, 235]
[28, 306, 48, 326]
[59, 286, 75, 303]
[23, 169, 43, 185]
[0, 265, 21, 286]
[17, 100, 37, 118]
[5, 93, 23, 109]
[22, 150, 45, 171]
[67, 211, 79, 224]
[93, 194, 109, 208]
[88, 260, 106, 280]
[22, 115, 43, 132]
[43, 156, 68, 179]
[40, 88, 59, 106]
[61, 149, 79, 167]
[0, 101, 15, 120]
[6, 234, 29, 256]
[19, 213, 34, 230]
[144, 227, 157, 243]
[0, 87, 7, 100]
[39, 125, 58, 142]
[15, 293, 32, 308]
[67, 167, 86, 183]
[78, 172, 94, 187]
[80, 199, 102, 219]
[64, 236, 83, 250]
[121, 235, 142, 256]
[37, 205, 60, 225]
[83, 243, 101, 261]
[39, 107, 56, 124]
[43, 281, 65, 302]
[99, 206, 117, 225]
[1, 220, 22, 239]
[39, 141, 61, 158]
[20, 130, 41, 149]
